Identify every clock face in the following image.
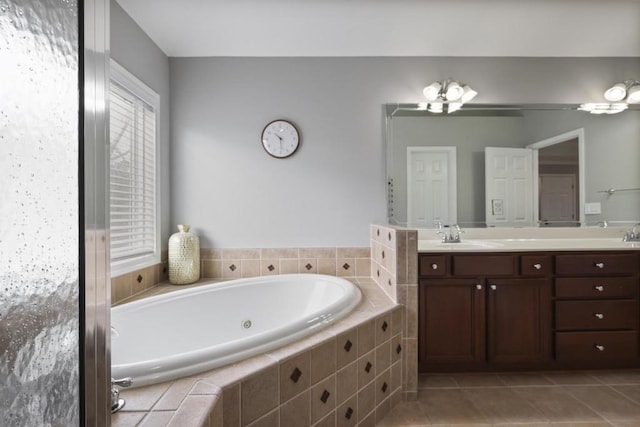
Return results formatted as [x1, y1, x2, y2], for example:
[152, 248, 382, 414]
[261, 120, 300, 158]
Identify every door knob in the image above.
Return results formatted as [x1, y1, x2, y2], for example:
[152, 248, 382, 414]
[594, 344, 605, 352]
[594, 285, 604, 292]
[490, 284, 497, 291]
[594, 262, 604, 269]
[594, 313, 604, 319]
[533, 263, 542, 270]
[476, 284, 482, 290]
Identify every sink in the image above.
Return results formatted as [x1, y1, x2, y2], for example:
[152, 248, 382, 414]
[419, 239, 505, 251]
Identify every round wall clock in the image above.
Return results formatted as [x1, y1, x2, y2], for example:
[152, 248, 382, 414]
[261, 119, 300, 158]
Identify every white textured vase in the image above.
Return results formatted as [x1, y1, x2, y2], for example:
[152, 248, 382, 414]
[168, 224, 200, 285]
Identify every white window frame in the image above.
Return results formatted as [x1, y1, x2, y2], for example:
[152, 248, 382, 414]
[109, 59, 161, 277]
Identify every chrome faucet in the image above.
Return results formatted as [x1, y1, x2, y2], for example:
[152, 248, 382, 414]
[111, 377, 133, 413]
[437, 223, 464, 243]
[622, 223, 640, 242]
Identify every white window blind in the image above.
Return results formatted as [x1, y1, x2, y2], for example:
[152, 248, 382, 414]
[109, 60, 160, 275]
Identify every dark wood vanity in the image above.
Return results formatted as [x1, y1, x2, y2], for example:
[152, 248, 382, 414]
[418, 251, 640, 372]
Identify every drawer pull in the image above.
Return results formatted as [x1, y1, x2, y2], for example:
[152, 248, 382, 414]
[594, 262, 605, 269]
[594, 344, 605, 352]
[594, 285, 605, 292]
[533, 263, 542, 270]
[431, 263, 438, 270]
[594, 313, 605, 320]
[476, 284, 482, 290]
[490, 284, 497, 291]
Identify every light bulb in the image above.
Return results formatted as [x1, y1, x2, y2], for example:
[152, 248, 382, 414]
[461, 85, 478, 103]
[604, 83, 627, 102]
[447, 102, 463, 113]
[427, 103, 443, 113]
[627, 84, 640, 103]
[445, 82, 464, 101]
[423, 82, 442, 101]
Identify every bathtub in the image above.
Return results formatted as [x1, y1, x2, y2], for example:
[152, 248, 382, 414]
[111, 274, 362, 387]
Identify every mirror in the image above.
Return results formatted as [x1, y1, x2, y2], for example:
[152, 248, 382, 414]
[386, 104, 640, 228]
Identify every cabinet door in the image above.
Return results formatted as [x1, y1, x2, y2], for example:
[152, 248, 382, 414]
[419, 279, 485, 367]
[487, 278, 552, 363]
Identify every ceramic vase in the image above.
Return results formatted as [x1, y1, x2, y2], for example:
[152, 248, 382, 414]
[168, 224, 200, 285]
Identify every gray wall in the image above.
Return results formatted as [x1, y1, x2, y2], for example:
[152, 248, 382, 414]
[170, 57, 639, 247]
[110, 0, 171, 249]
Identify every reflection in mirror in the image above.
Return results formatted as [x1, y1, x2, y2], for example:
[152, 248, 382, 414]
[386, 104, 640, 228]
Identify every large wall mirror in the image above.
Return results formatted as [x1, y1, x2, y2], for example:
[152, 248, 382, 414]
[386, 104, 640, 228]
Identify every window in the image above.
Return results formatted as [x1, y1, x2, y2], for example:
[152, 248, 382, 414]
[109, 60, 160, 276]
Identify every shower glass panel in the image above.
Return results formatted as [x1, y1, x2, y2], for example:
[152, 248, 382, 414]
[0, 1, 80, 425]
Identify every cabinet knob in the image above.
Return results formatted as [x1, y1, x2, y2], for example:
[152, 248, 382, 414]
[594, 262, 605, 269]
[476, 284, 482, 290]
[594, 344, 605, 352]
[594, 285, 605, 292]
[431, 263, 438, 270]
[594, 313, 605, 319]
[490, 284, 497, 291]
[533, 263, 542, 270]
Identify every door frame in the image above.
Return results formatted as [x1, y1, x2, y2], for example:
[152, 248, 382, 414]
[527, 128, 585, 226]
[407, 146, 457, 227]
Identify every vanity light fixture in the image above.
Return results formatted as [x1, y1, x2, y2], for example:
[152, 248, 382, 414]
[422, 79, 477, 113]
[603, 79, 640, 103]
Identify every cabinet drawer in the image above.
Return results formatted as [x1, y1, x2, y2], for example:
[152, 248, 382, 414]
[556, 331, 637, 361]
[556, 277, 638, 299]
[521, 255, 552, 276]
[452, 255, 515, 276]
[556, 254, 638, 276]
[419, 255, 447, 277]
[555, 300, 638, 330]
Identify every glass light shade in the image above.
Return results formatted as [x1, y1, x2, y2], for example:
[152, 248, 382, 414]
[423, 82, 442, 101]
[626, 84, 640, 103]
[604, 83, 627, 102]
[447, 102, 463, 113]
[445, 82, 464, 101]
[427, 102, 443, 113]
[461, 85, 478, 103]
[578, 102, 627, 114]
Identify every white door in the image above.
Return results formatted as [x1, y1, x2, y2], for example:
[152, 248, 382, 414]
[407, 147, 457, 228]
[539, 174, 577, 226]
[485, 147, 534, 227]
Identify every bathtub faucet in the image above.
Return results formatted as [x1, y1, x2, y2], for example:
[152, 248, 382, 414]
[111, 377, 133, 413]
[622, 223, 640, 242]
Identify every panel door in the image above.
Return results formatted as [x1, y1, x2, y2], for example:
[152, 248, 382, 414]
[486, 278, 552, 363]
[407, 147, 457, 227]
[485, 147, 534, 227]
[539, 174, 577, 226]
[419, 279, 485, 368]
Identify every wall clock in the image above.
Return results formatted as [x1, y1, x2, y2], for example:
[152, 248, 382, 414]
[261, 119, 300, 158]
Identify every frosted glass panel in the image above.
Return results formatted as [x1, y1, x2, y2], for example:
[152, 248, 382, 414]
[0, 1, 80, 425]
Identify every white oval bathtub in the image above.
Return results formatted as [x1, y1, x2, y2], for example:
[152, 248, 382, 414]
[111, 274, 362, 387]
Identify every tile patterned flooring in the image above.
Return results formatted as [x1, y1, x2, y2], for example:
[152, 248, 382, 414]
[378, 370, 640, 426]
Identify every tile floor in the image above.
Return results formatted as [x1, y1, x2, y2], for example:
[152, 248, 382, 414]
[378, 370, 640, 426]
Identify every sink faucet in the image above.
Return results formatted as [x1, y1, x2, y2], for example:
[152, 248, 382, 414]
[111, 377, 133, 413]
[437, 224, 464, 243]
[622, 223, 640, 242]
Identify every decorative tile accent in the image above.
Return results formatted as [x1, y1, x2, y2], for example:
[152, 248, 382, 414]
[365, 362, 372, 373]
[290, 367, 302, 383]
[305, 263, 313, 271]
[342, 263, 350, 270]
[344, 340, 352, 352]
[381, 382, 388, 393]
[381, 321, 388, 332]
[320, 390, 331, 404]
[345, 407, 354, 420]
[136, 274, 143, 283]
[396, 344, 402, 355]
[267, 264, 275, 272]
[229, 264, 236, 271]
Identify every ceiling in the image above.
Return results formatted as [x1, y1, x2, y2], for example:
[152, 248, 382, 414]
[115, 0, 640, 58]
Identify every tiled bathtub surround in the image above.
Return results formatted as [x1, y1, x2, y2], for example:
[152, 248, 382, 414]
[112, 277, 402, 427]
[111, 247, 370, 305]
[370, 225, 418, 401]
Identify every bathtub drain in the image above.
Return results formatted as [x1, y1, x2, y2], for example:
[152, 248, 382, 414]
[242, 320, 252, 329]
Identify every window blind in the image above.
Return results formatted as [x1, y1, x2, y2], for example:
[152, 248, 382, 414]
[109, 81, 157, 263]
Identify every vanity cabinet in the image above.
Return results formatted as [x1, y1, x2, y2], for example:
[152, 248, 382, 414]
[418, 251, 640, 372]
[418, 254, 552, 371]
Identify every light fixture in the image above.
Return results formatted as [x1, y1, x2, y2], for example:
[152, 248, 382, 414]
[603, 79, 640, 104]
[422, 79, 477, 114]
